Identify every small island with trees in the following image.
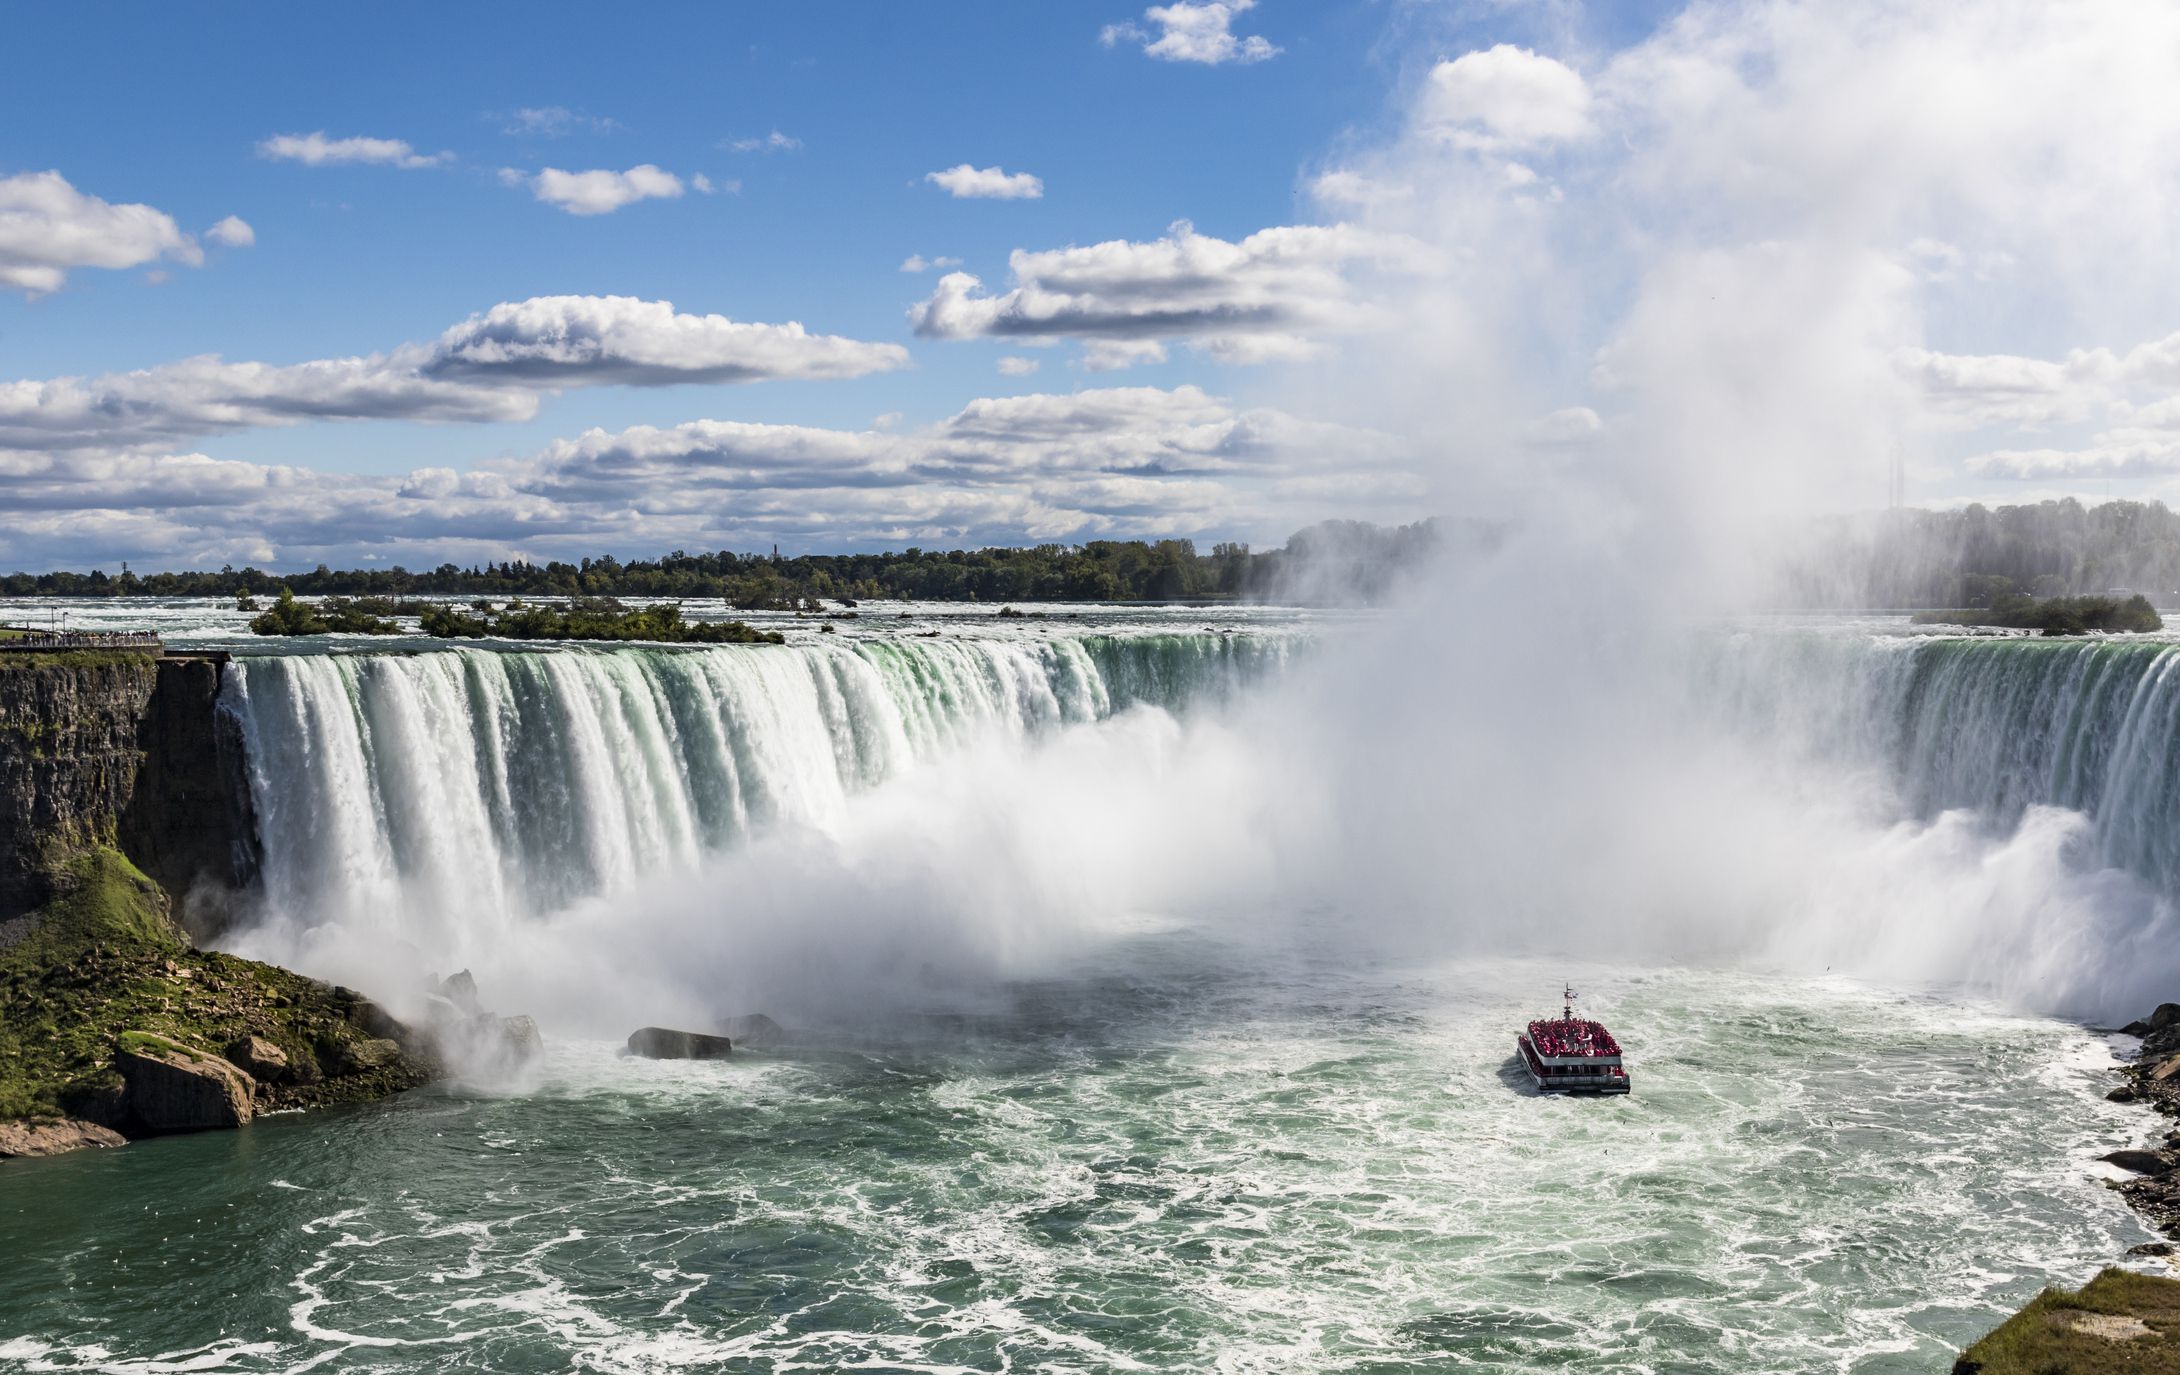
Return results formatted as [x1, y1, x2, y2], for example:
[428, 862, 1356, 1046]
[246, 589, 785, 644]
[1910, 593, 2163, 636]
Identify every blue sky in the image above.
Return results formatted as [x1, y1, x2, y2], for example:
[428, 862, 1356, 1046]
[4, 1, 2177, 572]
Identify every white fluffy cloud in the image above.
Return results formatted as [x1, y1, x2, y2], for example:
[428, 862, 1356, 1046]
[1418, 46, 1593, 150]
[0, 386, 1416, 568]
[257, 132, 450, 168]
[900, 254, 964, 273]
[1101, 1, 1278, 65]
[925, 165, 1044, 200]
[517, 165, 687, 215]
[205, 216, 255, 249]
[909, 220, 1421, 367]
[0, 295, 910, 451]
[0, 171, 213, 295]
[997, 356, 1041, 376]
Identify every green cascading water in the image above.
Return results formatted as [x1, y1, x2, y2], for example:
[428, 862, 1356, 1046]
[220, 632, 1289, 933]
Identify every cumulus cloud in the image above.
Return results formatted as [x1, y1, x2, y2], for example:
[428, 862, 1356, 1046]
[0, 386, 1417, 568]
[909, 220, 1422, 367]
[925, 165, 1044, 200]
[0, 295, 910, 452]
[257, 132, 451, 168]
[997, 356, 1041, 376]
[518, 164, 686, 215]
[205, 216, 255, 249]
[900, 253, 964, 273]
[1101, 1, 1278, 65]
[1418, 45, 1593, 150]
[0, 171, 210, 295]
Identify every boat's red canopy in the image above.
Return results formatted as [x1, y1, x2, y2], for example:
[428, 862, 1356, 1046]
[1526, 1017, 1621, 1058]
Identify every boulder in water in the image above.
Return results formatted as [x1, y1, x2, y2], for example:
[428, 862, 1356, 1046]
[0, 1119, 126, 1158]
[437, 970, 483, 1016]
[625, 1027, 733, 1060]
[2101, 1149, 2171, 1176]
[116, 1034, 254, 1133]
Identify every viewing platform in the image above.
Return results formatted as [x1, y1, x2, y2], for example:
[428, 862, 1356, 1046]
[0, 627, 166, 654]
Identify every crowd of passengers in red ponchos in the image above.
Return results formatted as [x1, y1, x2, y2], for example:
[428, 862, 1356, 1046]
[1526, 1018, 1622, 1058]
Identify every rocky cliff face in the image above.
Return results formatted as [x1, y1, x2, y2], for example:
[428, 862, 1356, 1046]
[117, 656, 259, 938]
[0, 652, 257, 930]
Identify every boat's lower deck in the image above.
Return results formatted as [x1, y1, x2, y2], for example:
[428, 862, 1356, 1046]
[1518, 1034, 1631, 1094]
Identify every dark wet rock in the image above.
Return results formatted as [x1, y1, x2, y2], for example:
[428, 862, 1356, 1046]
[2132, 1241, 2178, 1257]
[327, 1037, 403, 1075]
[624, 1026, 733, 1060]
[2110, 1085, 2141, 1103]
[223, 1034, 289, 1083]
[116, 1035, 253, 1134]
[2103, 1149, 2173, 1176]
[720, 1014, 787, 1049]
[0, 1118, 126, 1158]
[2125, 1004, 2180, 1036]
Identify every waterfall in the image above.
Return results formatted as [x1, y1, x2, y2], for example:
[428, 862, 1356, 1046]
[1712, 632, 2180, 898]
[220, 632, 1287, 942]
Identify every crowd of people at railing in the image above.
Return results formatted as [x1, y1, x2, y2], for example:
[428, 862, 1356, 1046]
[1527, 1018, 1622, 1058]
[0, 627, 164, 651]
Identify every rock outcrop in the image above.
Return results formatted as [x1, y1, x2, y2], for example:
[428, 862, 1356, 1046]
[0, 1118, 126, 1158]
[223, 1034, 288, 1082]
[625, 1026, 734, 1060]
[116, 1034, 254, 1133]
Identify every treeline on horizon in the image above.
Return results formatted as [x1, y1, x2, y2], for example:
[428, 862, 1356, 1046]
[0, 519, 1448, 608]
[1795, 498, 2180, 607]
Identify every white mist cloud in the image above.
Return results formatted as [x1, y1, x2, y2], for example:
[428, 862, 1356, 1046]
[1418, 45, 1593, 151]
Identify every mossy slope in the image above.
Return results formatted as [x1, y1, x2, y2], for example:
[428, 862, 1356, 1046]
[0, 845, 426, 1125]
[1956, 1268, 2180, 1374]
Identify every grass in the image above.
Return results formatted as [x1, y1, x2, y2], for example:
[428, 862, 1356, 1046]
[0, 649, 157, 670]
[1956, 1268, 2180, 1373]
[0, 844, 427, 1123]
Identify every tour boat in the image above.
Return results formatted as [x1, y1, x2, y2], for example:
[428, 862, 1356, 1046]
[1517, 985, 1630, 1094]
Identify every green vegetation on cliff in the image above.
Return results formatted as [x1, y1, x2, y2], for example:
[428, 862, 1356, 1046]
[1912, 593, 2163, 635]
[0, 845, 425, 1124]
[1956, 1268, 2180, 1373]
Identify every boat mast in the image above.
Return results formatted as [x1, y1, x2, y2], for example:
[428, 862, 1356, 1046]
[1563, 983, 1576, 1021]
